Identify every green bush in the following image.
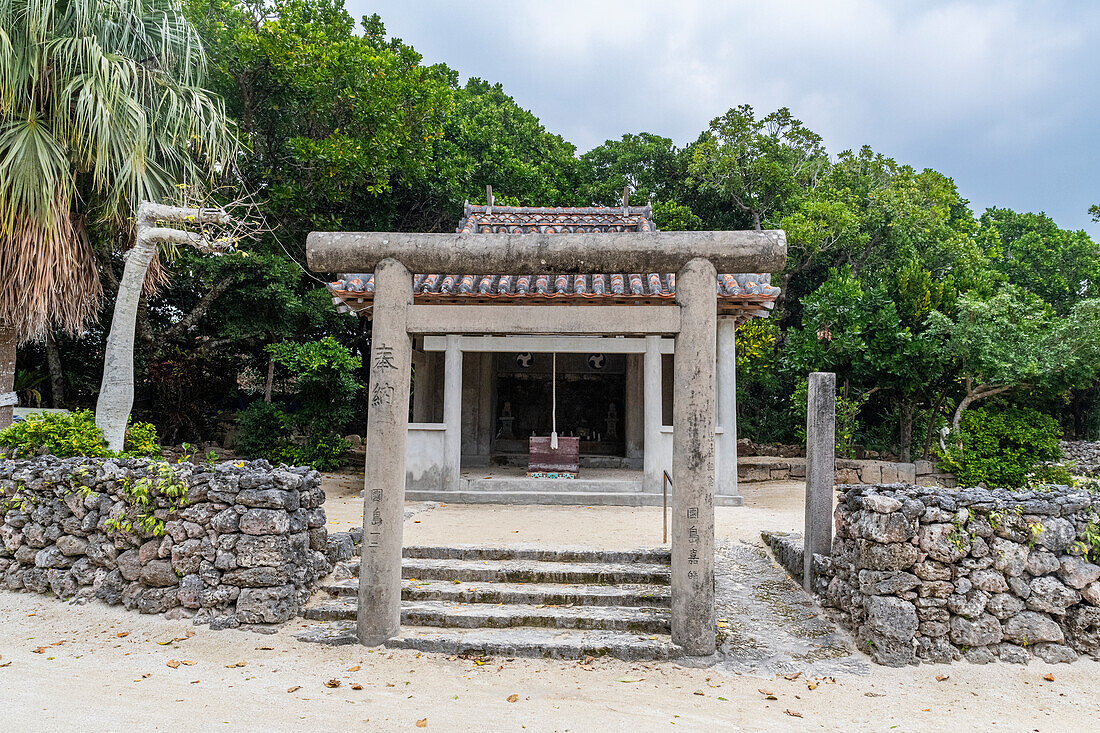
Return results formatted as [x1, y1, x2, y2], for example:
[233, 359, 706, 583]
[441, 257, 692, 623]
[235, 401, 287, 458]
[269, 434, 351, 472]
[937, 406, 1063, 488]
[236, 402, 350, 471]
[233, 337, 360, 471]
[0, 410, 161, 458]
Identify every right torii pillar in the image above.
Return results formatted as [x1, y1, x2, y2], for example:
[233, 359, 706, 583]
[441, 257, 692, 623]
[671, 258, 718, 655]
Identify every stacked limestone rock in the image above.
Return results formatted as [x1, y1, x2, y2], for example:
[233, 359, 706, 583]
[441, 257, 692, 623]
[1061, 441, 1100, 477]
[0, 457, 332, 631]
[824, 484, 1100, 666]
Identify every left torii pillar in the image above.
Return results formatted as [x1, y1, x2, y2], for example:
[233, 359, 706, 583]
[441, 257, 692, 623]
[358, 258, 413, 645]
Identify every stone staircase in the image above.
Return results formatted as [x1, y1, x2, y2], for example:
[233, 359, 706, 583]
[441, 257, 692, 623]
[296, 545, 682, 660]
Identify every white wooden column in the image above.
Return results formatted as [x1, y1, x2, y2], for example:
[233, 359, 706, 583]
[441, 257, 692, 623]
[716, 318, 738, 498]
[643, 335, 663, 493]
[443, 334, 462, 490]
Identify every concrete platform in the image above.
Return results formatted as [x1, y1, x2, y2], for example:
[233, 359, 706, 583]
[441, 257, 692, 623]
[406, 466, 744, 506]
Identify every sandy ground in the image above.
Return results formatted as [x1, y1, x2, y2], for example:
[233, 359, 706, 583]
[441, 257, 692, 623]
[322, 473, 808, 547]
[3, 477, 1099, 731]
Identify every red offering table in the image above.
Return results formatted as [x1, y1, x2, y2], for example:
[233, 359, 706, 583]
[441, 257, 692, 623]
[528, 436, 580, 476]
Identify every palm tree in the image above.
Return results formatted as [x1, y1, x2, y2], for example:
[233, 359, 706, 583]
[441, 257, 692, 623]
[0, 0, 235, 427]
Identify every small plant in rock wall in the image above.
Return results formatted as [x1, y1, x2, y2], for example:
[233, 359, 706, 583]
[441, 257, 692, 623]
[104, 461, 190, 538]
[1072, 515, 1100, 564]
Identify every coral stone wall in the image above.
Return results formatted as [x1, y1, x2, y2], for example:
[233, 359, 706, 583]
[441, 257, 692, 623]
[0, 457, 331, 631]
[822, 484, 1100, 666]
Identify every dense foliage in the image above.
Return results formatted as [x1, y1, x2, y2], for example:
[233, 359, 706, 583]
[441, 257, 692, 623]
[9, 0, 1100, 479]
[936, 406, 1068, 489]
[0, 410, 161, 459]
[233, 337, 359, 469]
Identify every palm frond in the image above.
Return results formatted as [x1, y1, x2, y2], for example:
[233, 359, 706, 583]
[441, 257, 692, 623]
[0, 0, 238, 341]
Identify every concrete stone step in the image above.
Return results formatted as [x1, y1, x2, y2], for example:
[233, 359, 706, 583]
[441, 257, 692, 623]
[305, 598, 670, 633]
[404, 489, 743, 507]
[402, 544, 671, 564]
[322, 578, 672, 607]
[461, 478, 645, 493]
[295, 621, 683, 661]
[403, 557, 671, 585]
[333, 557, 672, 585]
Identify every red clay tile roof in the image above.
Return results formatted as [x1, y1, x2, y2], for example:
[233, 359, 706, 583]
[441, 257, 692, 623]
[329, 203, 779, 317]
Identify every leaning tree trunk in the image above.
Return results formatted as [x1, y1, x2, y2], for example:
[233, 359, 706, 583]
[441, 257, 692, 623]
[0, 321, 16, 429]
[95, 230, 158, 451]
[96, 201, 230, 451]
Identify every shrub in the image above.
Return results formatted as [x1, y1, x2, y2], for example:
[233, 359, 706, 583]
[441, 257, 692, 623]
[0, 410, 161, 458]
[269, 434, 351, 472]
[233, 338, 360, 471]
[236, 402, 350, 471]
[937, 406, 1063, 488]
[235, 401, 287, 458]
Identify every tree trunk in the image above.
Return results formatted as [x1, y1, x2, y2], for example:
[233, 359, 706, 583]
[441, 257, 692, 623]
[922, 392, 945, 460]
[45, 331, 65, 408]
[0, 321, 16, 429]
[264, 352, 274, 403]
[96, 236, 157, 451]
[96, 201, 231, 451]
[951, 384, 1015, 432]
[899, 400, 914, 463]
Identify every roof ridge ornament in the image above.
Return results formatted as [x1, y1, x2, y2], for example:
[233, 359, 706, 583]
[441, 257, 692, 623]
[486, 185, 494, 216]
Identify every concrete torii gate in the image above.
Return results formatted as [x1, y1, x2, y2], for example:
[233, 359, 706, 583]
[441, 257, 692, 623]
[307, 229, 787, 656]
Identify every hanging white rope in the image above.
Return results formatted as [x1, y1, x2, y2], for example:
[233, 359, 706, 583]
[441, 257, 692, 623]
[550, 353, 558, 449]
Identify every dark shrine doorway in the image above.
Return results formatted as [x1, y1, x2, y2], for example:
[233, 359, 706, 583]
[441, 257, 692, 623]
[491, 352, 626, 459]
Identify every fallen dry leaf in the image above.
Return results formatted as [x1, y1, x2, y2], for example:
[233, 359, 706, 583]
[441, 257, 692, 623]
[506, 694, 519, 703]
[116, 632, 129, 638]
[783, 672, 801, 681]
[1043, 673, 1055, 682]
[181, 660, 196, 666]
[758, 689, 778, 701]
[416, 719, 427, 728]
[256, 646, 274, 651]
[324, 679, 341, 688]
[348, 665, 361, 672]
[806, 680, 818, 691]
[287, 686, 301, 693]
[225, 662, 247, 668]
[351, 683, 363, 691]
[32, 647, 48, 654]
[935, 675, 949, 682]
[0, 662, 12, 668]
[784, 710, 803, 718]
[166, 660, 180, 669]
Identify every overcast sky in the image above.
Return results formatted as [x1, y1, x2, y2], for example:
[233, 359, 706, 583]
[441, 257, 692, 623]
[350, 1, 1098, 237]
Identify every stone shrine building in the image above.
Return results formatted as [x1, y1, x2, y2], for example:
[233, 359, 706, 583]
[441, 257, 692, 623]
[327, 202, 780, 506]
